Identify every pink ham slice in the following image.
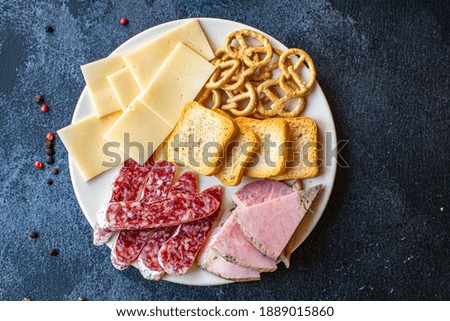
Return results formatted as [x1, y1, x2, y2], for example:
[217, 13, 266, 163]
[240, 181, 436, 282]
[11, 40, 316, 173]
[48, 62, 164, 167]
[210, 216, 277, 272]
[110, 161, 175, 270]
[210, 181, 293, 271]
[233, 192, 305, 260]
[232, 180, 292, 207]
[198, 210, 260, 282]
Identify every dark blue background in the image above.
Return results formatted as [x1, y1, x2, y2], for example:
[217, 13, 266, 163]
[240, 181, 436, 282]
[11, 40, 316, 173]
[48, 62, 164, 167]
[0, 0, 448, 300]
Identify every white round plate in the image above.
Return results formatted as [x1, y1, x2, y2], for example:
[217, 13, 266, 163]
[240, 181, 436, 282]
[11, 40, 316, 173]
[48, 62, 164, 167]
[69, 18, 337, 286]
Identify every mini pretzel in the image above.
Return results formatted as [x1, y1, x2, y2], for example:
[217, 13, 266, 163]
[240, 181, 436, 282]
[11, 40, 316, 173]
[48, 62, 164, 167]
[224, 30, 273, 69]
[222, 81, 257, 117]
[277, 96, 306, 117]
[214, 47, 231, 61]
[220, 66, 254, 91]
[257, 79, 306, 117]
[196, 88, 222, 110]
[206, 59, 240, 89]
[278, 48, 316, 97]
[247, 46, 275, 82]
[256, 79, 283, 116]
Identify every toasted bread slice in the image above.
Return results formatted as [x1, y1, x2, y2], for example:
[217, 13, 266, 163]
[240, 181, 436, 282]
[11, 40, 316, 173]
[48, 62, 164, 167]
[165, 102, 236, 175]
[272, 117, 319, 180]
[214, 111, 259, 186]
[235, 117, 288, 178]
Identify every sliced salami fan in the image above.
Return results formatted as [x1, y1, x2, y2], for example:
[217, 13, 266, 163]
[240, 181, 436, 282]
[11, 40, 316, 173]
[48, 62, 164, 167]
[97, 192, 220, 231]
[110, 161, 176, 270]
[93, 159, 150, 246]
[158, 186, 222, 276]
[137, 172, 198, 280]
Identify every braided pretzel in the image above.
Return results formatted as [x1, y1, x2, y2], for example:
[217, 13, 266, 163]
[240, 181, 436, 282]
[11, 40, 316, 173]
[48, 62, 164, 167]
[278, 48, 316, 97]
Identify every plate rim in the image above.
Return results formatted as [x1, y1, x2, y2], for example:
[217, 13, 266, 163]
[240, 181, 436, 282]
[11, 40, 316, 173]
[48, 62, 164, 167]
[68, 17, 337, 286]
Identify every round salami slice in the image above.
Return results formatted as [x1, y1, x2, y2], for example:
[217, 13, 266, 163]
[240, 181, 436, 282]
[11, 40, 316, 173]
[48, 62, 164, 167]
[158, 186, 222, 276]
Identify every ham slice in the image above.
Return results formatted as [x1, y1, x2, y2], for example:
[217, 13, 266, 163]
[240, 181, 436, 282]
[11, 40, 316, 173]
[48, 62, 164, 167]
[233, 192, 305, 260]
[198, 210, 260, 282]
[232, 180, 292, 207]
[210, 181, 293, 271]
[210, 216, 277, 272]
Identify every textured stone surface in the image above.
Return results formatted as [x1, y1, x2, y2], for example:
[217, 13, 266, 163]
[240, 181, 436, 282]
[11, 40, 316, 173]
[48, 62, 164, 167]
[0, 0, 448, 300]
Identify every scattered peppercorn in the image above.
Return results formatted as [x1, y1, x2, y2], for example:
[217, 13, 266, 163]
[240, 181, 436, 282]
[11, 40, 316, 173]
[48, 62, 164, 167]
[34, 161, 43, 169]
[46, 178, 53, 185]
[77, 297, 87, 301]
[48, 248, 59, 256]
[44, 139, 54, 148]
[34, 94, 44, 104]
[45, 156, 55, 164]
[45, 148, 54, 156]
[51, 168, 59, 175]
[46, 132, 54, 141]
[22, 297, 31, 301]
[120, 18, 128, 25]
[45, 25, 54, 33]
[40, 103, 48, 113]
[28, 231, 39, 238]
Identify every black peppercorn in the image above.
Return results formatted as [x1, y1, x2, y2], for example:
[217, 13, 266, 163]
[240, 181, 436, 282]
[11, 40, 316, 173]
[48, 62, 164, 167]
[44, 139, 53, 148]
[77, 297, 87, 301]
[46, 178, 53, 185]
[45, 148, 54, 156]
[28, 231, 39, 238]
[45, 25, 54, 33]
[45, 156, 55, 164]
[51, 168, 59, 175]
[34, 94, 44, 104]
[48, 249, 59, 256]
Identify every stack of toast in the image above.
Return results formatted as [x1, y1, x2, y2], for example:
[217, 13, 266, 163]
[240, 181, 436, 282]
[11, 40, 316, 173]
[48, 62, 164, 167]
[164, 101, 319, 186]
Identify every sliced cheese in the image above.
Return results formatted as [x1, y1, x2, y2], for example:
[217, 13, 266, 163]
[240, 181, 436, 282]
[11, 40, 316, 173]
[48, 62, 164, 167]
[81, 55, 126, 118]
[104, 99, 172, 164]
[107, 67, 140, 111]
[123, 19, 214, 89]
[139, 43, 216, 127]
[58, 111, 126, 181]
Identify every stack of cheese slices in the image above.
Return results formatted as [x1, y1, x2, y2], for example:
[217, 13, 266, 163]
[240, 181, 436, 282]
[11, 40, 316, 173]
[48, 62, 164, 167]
[58, 20, 216, 181]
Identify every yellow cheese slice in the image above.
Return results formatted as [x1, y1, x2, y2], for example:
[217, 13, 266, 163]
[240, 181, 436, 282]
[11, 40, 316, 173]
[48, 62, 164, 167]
[104, 99, 172, 165]
[138, 42, 216, 127]
[123, 19, 214, 89]
[58, 111, 126, 181]
[107, 67, 140, 111]
[81, 55, 126, 118]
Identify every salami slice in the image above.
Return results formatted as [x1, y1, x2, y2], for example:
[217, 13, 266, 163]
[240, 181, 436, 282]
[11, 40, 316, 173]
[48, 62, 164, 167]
[111, 230, 151, 270]
[158, 186, 222, 276]
[141, 161, 176, 203]
[110, 161, 176, 270]
[137, 172, 198, 280]
[97, 192, 220, 231]
[93, 159, 149, 246]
